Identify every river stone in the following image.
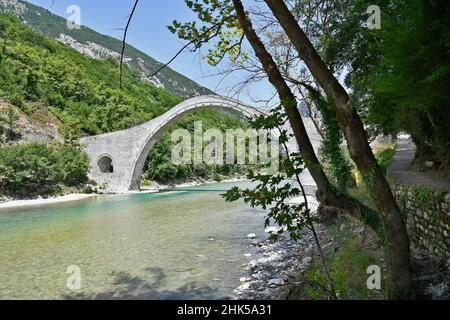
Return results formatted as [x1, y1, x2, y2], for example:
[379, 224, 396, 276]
[302, 256, 312, 266]
[190, 268, 202, 275]
[251, 240, 260, 246]
[424, 161, 434, 168]
[240, 282, 251, 290]
[252, 272, 265, 280]
[249, 260, 258, 268]
[262, 289, 277, 299]
[240, 277, 252, 283]
[268, 278, 284, 287]
[265, 227, 279, 234]
[445, 194, 450, 204]
[247, 233, 257, 239]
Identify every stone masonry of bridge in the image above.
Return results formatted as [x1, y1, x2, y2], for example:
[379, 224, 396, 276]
[80, 95, 321, 193]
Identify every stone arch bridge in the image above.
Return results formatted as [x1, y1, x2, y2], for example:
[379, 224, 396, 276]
[80, 95, 320, 193]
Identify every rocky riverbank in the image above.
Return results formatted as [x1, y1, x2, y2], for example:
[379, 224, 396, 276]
[233, 225, 330, 300]
[233, 195, 332, 300]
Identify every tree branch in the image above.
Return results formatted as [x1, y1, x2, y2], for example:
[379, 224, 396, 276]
[120, 0, 140, 89]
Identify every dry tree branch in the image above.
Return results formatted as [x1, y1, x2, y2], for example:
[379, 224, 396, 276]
[120, 0, 140, 88]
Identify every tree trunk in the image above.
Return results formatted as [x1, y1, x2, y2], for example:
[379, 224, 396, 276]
[230, 0, 384, 235]
[264, 0, 413, 299]
[231, 0, 387, 236]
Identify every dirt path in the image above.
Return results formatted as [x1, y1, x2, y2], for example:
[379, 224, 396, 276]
[388, 138, 450, 192]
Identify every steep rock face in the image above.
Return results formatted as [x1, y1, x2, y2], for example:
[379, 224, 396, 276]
[0, 0, 25, 14]
[57, 34, 128, 62]
[0, 0, 212, 99]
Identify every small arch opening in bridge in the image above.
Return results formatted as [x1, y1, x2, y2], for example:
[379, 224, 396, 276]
[98, 155, 114, 174]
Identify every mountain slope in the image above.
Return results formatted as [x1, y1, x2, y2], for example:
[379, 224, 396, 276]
[0, 12, 182, 135]
[0, 0, 212, 99]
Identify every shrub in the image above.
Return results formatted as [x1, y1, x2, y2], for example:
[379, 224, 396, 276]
[54, 143, 89, 186]
[0, 143, 58, 195]
[150, 163, 179, 183]
[212, 172, 223, 182]
[0, 142, 89, 196]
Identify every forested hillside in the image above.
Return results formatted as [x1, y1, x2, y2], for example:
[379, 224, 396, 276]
[0, 13, 182, 136]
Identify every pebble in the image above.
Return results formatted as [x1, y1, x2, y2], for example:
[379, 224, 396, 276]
[424, 161, 434, 168]
[302, 257, 312, 266]
[240, 282, 251, 290]
[240, 277, 252, 283]
[247, 233, 257, 239]
[265, 227, 279, 234]
[268, 278, 284, 286]
[249, 260, 258, 269]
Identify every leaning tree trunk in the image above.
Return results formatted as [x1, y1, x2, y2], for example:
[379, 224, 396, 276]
[230, 0, 384, 238]
[264, 0, 413, 299]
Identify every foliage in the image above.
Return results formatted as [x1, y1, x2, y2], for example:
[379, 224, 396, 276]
[169, 0, 243, 67]
[223, 106, 336, 296]
[404, 185, 446, 207]
[0, 104, 20, 144]
[0, 142, 89, 196]
[349, 143, 397, 205]
[55, 142, 90, 186]
[321, 0, 450, 168]
[306, 86, 352, 193]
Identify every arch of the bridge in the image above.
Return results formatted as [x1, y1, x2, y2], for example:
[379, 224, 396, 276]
[129, 95, 268, 190]
[81, 95, 273, 193]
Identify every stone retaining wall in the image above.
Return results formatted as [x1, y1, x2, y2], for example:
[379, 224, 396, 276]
[395, 185, 450, 261]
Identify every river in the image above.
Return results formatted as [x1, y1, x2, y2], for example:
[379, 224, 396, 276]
[0, 181, 269, 300]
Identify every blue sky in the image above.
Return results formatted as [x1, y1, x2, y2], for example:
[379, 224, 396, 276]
[25, 0, 274, 106]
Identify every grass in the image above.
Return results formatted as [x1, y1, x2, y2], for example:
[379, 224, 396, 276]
[304, 220, 387, 300]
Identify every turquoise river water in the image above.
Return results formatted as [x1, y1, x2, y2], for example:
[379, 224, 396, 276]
[0, 181, 269, 300]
